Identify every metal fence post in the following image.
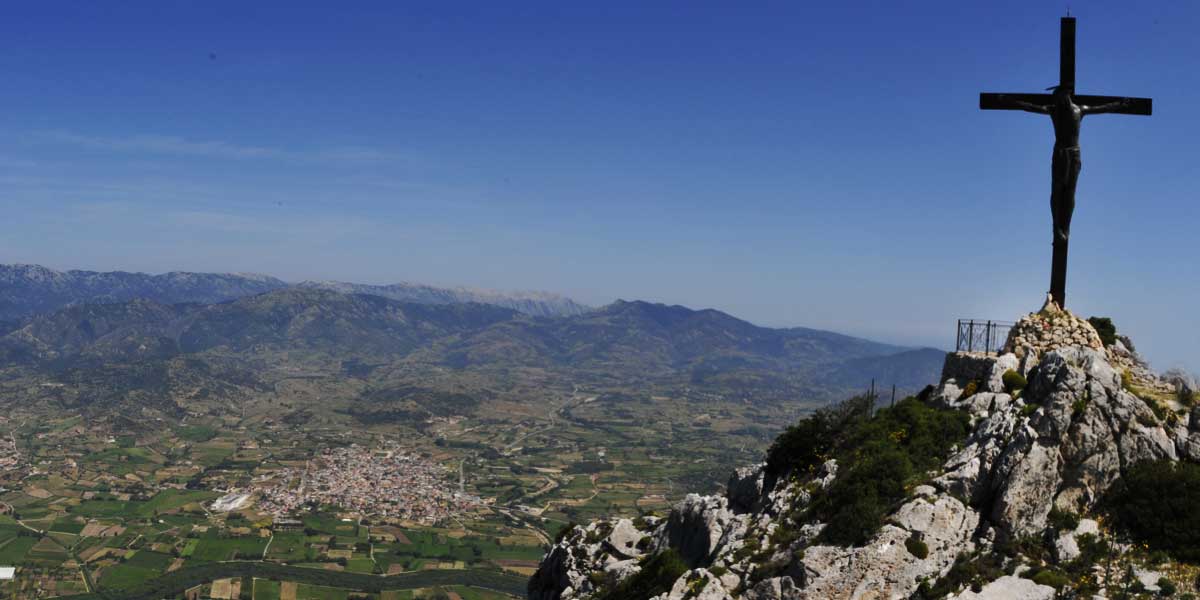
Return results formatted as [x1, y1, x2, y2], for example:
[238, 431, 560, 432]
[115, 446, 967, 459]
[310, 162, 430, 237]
[954, 319, 1015, 354]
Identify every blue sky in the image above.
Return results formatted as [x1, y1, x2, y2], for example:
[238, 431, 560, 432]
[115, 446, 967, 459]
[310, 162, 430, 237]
[1, 1, 1197, 371]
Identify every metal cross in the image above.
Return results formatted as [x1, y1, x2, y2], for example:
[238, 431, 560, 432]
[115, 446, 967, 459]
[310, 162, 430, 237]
[980, 17, 1151, 308]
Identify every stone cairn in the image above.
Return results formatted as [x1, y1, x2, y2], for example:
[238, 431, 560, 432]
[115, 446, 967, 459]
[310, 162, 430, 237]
[1003, 293, 1104, 359]
[1003, 293, 1170, 393]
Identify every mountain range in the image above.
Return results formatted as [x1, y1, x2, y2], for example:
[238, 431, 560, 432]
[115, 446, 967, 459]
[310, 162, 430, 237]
[0, 264, 591, 322]
[0, 263, 945, 416]
[0, 288, 940, 383]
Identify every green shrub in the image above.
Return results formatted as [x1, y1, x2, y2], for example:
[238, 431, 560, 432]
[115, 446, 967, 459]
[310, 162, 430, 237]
[554, 522, 578, 544]
[593, 549, 687, 600]
[1178, 387, 1196, 407]
[1071, 398, 1088, 418]
[584, 522, 612, 544]
[1047, 507, 1080, 532]
[767, 395, 970, 549]
[1028, 568, 1071, 590]
[685, 573, 709, 596]
[1121, 369, 1134, 391]
[918, 549, 1008, 599]
[816, 448, 912, 545]
[1074, 533, 1111, 567]
[1002, 370, 1027, 394]
[905, 535, 929, 559]
[1105, 460, 1200, 561]
[812, 397, 970, 546]
[1140, 396, 1167, 422]
[764, 394, 874, 482]
[1019, 403, 1039, 418]
[1159, 577, 1177, 596]
[1087, 317, 1117, 347]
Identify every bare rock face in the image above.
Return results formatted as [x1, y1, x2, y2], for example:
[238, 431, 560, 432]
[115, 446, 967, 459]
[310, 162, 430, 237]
[1054, 518, 1100, 562]
[658, 494, 747, 568]
[950, 575, 1056, 600]
[793, 493, 978, 599]
[727, 463, 766, 514]
[651, 569, 736, 600]
[941, 346, 1178, 537]
[939, 352, 1019, 396]
[743, 576, 803, 600]
[529, 341, 1192, 600]
[528, 518, 659, 600]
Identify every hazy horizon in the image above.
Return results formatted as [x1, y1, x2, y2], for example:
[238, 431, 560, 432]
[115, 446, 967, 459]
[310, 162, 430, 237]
[3, 2, 1197, 372]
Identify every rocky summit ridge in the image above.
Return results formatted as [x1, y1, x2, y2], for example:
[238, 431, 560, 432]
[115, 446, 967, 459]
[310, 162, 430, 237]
[530, 312, 1194, 599]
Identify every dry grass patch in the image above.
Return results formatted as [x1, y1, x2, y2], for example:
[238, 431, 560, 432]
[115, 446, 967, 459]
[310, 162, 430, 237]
[210, 578, 234, 599]
[280, 580, 298, 600]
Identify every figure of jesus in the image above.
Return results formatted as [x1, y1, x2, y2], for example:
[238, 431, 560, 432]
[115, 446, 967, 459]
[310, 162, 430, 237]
[1000, 86, 1132, 245]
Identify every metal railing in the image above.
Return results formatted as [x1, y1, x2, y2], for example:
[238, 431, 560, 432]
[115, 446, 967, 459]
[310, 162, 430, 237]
[955, 319, 1014, 355]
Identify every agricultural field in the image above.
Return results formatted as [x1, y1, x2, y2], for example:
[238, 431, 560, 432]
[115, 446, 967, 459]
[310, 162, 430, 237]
[0, 345, 811, 598]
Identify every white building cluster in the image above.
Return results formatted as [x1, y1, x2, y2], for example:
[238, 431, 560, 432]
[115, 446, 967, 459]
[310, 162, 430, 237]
[255, 443, 475, 523]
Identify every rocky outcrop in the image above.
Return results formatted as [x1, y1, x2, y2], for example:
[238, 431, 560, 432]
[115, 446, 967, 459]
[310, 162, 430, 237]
[659, 495, 747, 568]
[530, 338, 1193, 600]
[727, 464, 766, 514]
[1110, 334, 1175, 394]
[528, 517, 660, 600]
[937, 346, 1177, 537]
[790, 490, 978, 599]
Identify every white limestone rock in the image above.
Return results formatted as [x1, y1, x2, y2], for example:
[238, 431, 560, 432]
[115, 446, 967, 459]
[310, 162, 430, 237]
[950, 575, 1056, 600]
[658, 494, 747, 568]
[605, 518, 645, 559]
[1054, 518, 1100, 562]
[651, 568, 735, 600]
[793, 494, 978, 600]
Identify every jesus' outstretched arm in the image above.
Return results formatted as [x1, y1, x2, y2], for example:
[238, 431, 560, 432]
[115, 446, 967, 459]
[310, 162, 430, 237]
[1081, 98, 1133, 115]
[995, 94, 1051, 114]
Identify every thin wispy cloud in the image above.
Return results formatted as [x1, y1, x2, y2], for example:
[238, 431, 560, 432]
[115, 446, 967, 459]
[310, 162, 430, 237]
[35, 130, 409, 165]
[41, 131, 282, 160]
[168, 209, 379, 240]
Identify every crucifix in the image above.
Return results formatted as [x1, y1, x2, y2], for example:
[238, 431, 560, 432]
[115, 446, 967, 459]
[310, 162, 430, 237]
[980, 16, 1151, 308]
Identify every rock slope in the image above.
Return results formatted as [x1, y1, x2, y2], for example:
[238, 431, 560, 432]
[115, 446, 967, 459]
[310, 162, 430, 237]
[530, 342, 1190, 599]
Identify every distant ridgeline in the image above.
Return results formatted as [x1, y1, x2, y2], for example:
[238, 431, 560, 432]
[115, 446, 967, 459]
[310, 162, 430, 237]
[0, 263, 590, 320]
[0, 292, 941, 403]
